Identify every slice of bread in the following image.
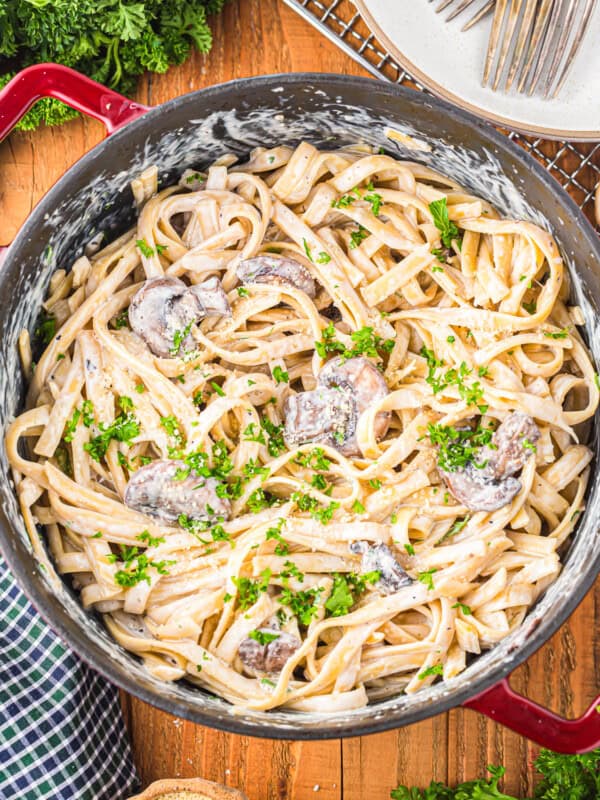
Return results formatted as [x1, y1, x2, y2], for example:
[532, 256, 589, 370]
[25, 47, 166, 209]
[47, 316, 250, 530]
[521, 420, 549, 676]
[128, 778, 248, 800]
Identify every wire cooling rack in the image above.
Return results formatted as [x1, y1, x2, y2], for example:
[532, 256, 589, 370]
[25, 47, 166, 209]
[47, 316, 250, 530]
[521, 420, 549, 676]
[283, 0, 600, 229]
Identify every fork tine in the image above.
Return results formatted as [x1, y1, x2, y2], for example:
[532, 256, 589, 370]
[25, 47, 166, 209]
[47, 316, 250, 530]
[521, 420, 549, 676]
[483, 0, 509, 86]
[445, 0, 480, 21]
[462, 0, 495, 31]
[527, 0, 567, 95]
[548, 0, 598, 98]
[491, 0, 523, 90]
[435, 0, 456, 12]
[505, 0, 538, 90]
[516, 0, 554, 93]
[541, 0, 580, 95]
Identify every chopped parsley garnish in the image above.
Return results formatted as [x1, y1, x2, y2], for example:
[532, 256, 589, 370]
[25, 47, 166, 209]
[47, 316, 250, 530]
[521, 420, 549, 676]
[247, 488, 277, 513]
[210, 381, 226, 397]
[237, 286, 249, 297]
[118, 396, 133, 413]
[420, 346, 487, 412]
[291, 492, 340, 524]
[316, 251, 331, 264]
[170, 322, 193, 356]
[417, 568, 438, 591]
[522, 438, 537, 452]
[544, 328, 569, 339]
[113, 310, 129, 329]
[135, 383, 145, 393]
[438, 515, 470, 543]
[452, 602, 473, 615]
[243, 423, 266, 445]
[83, 412, 140, 461]
[177, 513, 232, 546]
[428, 198, 461, 249]
[265, 518, 288, 556]
[63, 408, 81, 443]
[136, 238, 155, 258]
[404, 543, 415, 556]
[431, 248, 447, 263]
[302, 238, 313, 262]
[112, 544, 174, 588]
[352, 499, 365, 514]
[232, 568, 272, 610]
[428, 422, 494, 473]
[364, 190, 383, 216]
[368, 478, 382, 490]
[279, 586, 323, 626]
[294, 447, 331, 472]
[315, 323, 394, 362]
[272, 365, 289, 384]
[281, 560, 304, 584]
[522, 299, 537, 315]
[243, 458, 270, 481]
[136, 530, 165, 547]
[249, 629, 280, 644]
[349, 225, 369, 249]
[92, 531, 103, 539]
[418, 664, 443, 680]
[325, 571, 380, 618]
[260, 417, 286, 457]
[35, 311, 56, 345]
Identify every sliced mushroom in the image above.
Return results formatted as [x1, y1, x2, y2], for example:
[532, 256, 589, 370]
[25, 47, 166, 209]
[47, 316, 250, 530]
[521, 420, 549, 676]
[350, 541, 413, 594]
[188, 276, 232, 318]
[441, 466, 522, 513]
[439, 412, 540, 513]
[238, 628, 301, 674]
[128, 275, 231, 358]
[124, 460, 231, 524]
[318, 356, 391, 454]
[237, 255, 316, 298]
[283, 387, 356, 451]
[485, 411, 540, 478]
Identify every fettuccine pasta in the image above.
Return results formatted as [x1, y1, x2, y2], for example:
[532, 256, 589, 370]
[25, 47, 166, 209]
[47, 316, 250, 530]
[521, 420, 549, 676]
[7, 142, 597, 712]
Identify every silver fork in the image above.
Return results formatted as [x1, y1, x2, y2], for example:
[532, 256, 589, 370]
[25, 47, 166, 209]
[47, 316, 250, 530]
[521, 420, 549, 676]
[429, 0, 495, 30]
[484, 0, 598, 97]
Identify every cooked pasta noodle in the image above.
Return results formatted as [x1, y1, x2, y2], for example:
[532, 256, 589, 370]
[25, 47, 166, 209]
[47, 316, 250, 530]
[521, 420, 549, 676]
[7, 142, 598, 712]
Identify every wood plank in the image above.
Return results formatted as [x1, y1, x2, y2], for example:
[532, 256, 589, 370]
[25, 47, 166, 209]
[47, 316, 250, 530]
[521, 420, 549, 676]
[0, 1, 598, 797]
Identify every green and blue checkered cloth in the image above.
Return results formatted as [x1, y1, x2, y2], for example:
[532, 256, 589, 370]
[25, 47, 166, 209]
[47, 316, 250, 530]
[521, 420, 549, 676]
[0, 552, 140, 799]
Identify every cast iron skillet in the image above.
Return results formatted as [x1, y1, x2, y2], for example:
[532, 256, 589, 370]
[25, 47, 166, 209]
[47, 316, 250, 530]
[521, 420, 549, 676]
[0, 65, 599, 751]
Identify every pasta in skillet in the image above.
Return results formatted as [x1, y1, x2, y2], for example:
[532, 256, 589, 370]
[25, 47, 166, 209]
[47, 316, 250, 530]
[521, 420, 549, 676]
[7, 142, 598, 712]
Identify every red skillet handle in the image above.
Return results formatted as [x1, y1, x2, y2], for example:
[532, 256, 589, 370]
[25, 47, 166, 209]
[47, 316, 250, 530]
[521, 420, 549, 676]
[464, 678, 600, 754]
[0, 63, 149, 141]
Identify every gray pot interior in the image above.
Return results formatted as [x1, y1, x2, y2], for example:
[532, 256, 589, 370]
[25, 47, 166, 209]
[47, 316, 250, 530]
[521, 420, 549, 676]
[1, 75, 599, 738]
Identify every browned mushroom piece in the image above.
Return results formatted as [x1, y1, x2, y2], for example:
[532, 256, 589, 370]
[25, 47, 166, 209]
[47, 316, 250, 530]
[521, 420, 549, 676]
[124, 460, 231, 524]
[439, 412, 540, 513]
[441, 466, 522, 513]
[188, 276, 232, 318]
[349, 541, 413, 594]
[238, 629, 301, 674]
[237, 255, 317, 298]
[318, 356, 391, 451]
[485, 411, 540, 478]
[283, 388, 357, 452]
[128, 275, 231, 358]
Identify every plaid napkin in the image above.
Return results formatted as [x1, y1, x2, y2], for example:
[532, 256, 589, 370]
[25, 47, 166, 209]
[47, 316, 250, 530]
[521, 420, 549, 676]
[0, 552, 140, 799]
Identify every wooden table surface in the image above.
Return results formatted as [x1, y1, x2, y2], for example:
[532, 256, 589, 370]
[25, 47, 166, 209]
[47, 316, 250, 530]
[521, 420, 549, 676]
[1, 2, 599, 797]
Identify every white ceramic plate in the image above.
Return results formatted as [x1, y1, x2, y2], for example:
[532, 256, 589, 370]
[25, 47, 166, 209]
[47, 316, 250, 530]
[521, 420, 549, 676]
[354, 0, 600, 140]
